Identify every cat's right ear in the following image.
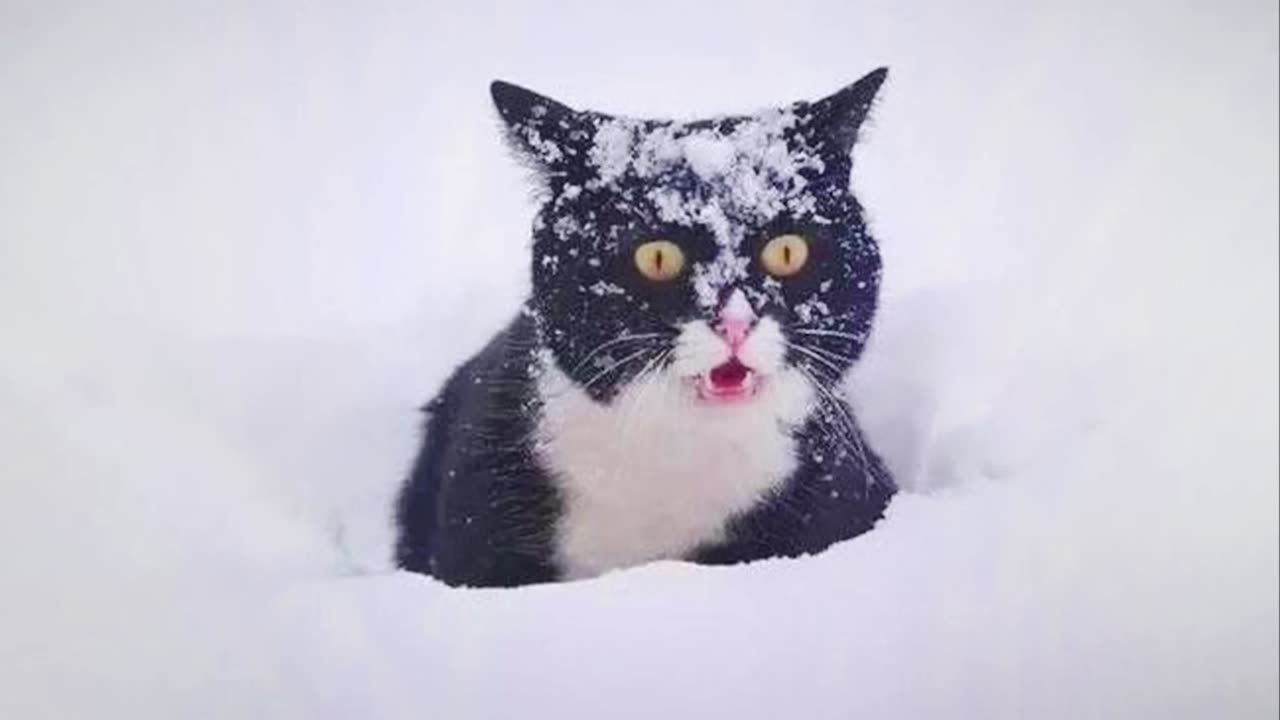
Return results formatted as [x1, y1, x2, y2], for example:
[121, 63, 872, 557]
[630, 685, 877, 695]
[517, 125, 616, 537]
[801, 68, 888, 156]
[490, 81, 592, 184]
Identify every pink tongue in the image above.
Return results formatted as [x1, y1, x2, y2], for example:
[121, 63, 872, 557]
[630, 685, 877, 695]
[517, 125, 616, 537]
[709, 359, 750, 388]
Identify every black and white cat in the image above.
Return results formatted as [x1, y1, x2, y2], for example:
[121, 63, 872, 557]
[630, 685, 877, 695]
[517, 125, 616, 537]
[396, 69, 896, 587]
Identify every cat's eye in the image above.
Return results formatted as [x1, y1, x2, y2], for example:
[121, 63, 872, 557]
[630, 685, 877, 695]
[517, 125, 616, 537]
[634, 240, 686, 282]
[760, 234, 810, 277]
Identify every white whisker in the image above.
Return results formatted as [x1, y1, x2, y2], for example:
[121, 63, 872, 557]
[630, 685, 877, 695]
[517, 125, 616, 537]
[786, 341, 847, 379]
[791, 328, 865, 341]
[791, 340, 853, 367]
[579, 346, 660, 393]
[570, 333, 669, 375]
[792, 362, 870, 471]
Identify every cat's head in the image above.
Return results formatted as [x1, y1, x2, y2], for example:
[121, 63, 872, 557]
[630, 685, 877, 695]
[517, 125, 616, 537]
[492, 70, 887, 410]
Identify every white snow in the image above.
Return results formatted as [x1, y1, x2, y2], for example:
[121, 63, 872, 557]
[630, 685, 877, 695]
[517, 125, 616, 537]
[588, 105, 818, 228]
[680, 134, 738, 179]
[0, 2, 1276, 719]
[588, 279, 627, 297]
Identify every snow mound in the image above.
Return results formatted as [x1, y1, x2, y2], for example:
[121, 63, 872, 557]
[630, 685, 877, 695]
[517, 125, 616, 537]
[0, 2, 1275, 718]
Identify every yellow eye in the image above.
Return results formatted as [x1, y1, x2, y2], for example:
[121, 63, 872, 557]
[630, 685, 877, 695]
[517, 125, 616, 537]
[760, 233, 810, 277]
[633, 240, 686, 281]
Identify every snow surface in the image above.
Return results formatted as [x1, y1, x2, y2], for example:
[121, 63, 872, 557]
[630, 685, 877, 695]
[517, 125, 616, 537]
[1, 1, 1276, 718]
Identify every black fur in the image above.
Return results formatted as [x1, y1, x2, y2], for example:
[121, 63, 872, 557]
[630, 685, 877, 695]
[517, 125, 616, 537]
[396, 312, 562, 587]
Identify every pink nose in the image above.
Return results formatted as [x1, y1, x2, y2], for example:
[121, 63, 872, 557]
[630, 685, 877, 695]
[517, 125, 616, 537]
[717, 318, 751, 351]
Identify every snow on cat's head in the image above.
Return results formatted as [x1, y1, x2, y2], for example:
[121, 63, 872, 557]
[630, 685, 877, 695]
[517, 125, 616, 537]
[492, 70, 887, 408]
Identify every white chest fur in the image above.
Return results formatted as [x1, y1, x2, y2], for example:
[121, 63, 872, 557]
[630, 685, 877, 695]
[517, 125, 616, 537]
[535, 360, 814, 579]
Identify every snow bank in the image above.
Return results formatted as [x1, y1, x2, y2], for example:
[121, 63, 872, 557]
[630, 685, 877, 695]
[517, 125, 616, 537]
[0, 1, 1275, 718]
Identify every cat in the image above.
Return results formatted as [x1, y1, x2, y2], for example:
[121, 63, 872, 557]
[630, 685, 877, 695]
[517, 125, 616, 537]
[395, 69, 896, 587]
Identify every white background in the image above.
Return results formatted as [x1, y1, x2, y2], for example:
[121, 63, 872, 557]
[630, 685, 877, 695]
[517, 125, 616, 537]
[1, 1, 1276, 717]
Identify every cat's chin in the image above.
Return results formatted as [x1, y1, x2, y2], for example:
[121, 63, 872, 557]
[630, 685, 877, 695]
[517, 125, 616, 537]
[691, 358, 760, 406]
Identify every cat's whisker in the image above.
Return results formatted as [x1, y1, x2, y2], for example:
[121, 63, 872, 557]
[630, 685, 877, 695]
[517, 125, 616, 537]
[590, 347, 669, 490]
[619, 349, 669, 419]
[790, 340, 854, 368]
[791, 358, 860, 430]
[612, 348, 672, 474]
[778, 345, 860, 445]
[504, 345, 669, 453]
[824, 396, 871, 472]
[569, 346, 659, 395]
[791, 328, 866, 341]
[793, 308, 865, 322]
[785, 341, 848, 380]
[793, 363, 870, 471]
[569, 333, 669, 375]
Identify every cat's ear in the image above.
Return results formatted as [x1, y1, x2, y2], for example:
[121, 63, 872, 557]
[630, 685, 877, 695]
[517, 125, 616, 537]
[800, 67, 888, 154]
[490, 80, 592, 183]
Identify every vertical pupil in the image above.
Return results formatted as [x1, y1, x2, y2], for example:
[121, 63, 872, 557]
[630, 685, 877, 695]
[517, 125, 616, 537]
[783, 244, 792, 266]
[654, 249, 664, 272]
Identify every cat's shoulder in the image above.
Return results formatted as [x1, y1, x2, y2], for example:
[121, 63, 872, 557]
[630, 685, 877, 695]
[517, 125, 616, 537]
[432, 308, 539, 397]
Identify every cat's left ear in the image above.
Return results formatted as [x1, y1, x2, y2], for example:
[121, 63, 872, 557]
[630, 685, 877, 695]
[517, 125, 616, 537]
[490, 80, 592, 182]
[800, 67, 888, 155]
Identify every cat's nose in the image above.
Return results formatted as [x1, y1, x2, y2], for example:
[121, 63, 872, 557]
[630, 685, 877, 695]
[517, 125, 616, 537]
[717, 318, 752, 350]
[717, 289, 757, 351]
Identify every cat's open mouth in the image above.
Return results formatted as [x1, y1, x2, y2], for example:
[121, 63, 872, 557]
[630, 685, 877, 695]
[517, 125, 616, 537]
[695, 358, 758, 404]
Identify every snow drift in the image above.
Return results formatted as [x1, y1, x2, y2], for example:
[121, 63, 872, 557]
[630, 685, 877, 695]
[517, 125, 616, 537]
[0, 1, 1275, 718]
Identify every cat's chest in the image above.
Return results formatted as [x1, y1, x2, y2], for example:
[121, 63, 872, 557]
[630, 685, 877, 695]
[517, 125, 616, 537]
[534, 362, 812, 579]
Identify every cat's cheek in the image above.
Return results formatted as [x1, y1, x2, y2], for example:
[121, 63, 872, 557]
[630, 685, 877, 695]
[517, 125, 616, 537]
[737, 318, 788, 375]
[670, 322, 729, 379]
[768, 368, 818, 427]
